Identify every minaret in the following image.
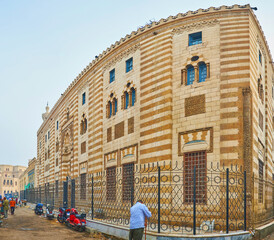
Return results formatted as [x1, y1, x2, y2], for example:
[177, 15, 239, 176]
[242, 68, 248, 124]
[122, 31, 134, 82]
[42, 103, 50, 121]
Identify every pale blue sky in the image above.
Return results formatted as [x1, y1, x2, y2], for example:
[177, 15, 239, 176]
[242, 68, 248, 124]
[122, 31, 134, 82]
[0, 0, 273, 166]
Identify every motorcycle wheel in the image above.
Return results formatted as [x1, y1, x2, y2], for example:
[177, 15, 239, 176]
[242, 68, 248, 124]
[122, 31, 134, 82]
[57, 216, 62, 223]
[79, 226, 85, 232]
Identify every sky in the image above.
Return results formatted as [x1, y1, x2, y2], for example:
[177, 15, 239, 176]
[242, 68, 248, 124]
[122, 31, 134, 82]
[0, 0, 273, 166]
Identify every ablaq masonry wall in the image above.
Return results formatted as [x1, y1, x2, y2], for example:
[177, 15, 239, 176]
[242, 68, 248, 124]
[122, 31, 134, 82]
[35, 5, 273, 222]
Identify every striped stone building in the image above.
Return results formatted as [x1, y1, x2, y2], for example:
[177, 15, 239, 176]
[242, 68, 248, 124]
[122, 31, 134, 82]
[36, 4, 273, 221]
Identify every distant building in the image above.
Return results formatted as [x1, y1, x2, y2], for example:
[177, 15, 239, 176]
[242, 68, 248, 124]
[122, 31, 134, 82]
[19, 158, 36, 192]
[0, 165, 26, 198]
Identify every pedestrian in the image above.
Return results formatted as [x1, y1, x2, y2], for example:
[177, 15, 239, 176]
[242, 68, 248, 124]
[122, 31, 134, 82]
[10, 198, 16, 215]
[3, 197, 9, 219]
[0, 198, 4, 217]
[129, 200, 151, 240]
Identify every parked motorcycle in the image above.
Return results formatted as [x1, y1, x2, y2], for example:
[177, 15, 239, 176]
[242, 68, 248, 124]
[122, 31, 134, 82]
[66, 208, 86, 232]
[57, 207, 70, 223]
[46, 204, 54, 220]
[34, 203, 43, 215]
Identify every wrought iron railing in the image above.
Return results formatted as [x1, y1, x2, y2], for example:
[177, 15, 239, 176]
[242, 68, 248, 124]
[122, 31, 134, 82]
[20, 162, 273, 235]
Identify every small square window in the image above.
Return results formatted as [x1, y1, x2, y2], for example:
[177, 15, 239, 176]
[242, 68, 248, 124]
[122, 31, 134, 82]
[109, 69, 115, 83]
[126, 57, 133, 73]
[82, 92, 86, 105]
[189, 32, 202, 46]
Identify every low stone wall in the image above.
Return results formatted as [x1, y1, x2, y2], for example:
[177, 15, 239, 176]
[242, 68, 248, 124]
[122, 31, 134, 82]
[86, 219, 252, 240]
[254, 221, 274, 240]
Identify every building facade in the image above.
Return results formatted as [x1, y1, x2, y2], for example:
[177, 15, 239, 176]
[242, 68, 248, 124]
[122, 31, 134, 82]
[0, 165, 26, 197]
[19, 158, 37, 192]
[36, 4, 273, 225]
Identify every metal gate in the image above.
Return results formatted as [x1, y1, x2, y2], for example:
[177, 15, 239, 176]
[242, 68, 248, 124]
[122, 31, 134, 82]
[71, 179, 75, 208]
[63, 181, 68, 208]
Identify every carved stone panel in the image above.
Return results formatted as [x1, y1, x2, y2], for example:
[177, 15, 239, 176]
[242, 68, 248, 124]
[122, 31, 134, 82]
[185, 94, 205, 117]
[115, 121, 124, 139]
[178, 127, 213, 155]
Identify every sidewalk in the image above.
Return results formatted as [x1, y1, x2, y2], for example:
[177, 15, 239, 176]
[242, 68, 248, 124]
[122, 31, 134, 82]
[0, 207, 119, 240]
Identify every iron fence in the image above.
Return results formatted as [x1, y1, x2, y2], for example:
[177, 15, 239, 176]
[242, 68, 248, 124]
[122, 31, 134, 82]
[21, 162, 274, 235]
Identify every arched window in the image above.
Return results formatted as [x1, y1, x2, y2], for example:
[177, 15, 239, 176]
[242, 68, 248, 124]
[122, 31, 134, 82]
[198, 62, 207, 82]
[114, 98, 117, 115]
[131, 88, 136, 106]
[80, 114, 88, 134]
[125, 92, 129, 109]
[7, 180, 9, 185]
[109, 101, 112, 117]
[187, 65, 195, 85]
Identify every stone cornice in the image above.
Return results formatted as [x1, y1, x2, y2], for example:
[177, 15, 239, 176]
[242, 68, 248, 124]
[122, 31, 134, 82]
[102, 43, 140, 73]
[171, 19, 219, 35]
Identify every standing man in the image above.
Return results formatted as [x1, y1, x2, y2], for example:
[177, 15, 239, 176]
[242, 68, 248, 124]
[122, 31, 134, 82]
[3, 197, 9, 219]
[129, 200, 151, 240]
[10, 198, 16, 215]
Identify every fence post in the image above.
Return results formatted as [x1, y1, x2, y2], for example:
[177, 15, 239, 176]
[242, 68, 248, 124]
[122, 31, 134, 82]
[226, 168, 229, 234]
[91, 175, 94, 220]
[158, 166, 161, 233]
[193, 166, 196, 235]
[244, 171, 247, 231]
[131, 170, 134, 207]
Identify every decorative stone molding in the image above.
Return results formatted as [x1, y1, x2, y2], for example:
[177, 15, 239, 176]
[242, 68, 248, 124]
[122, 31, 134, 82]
[171, 19, 219, 35]
[104, 150, 118, 168]
[120, 144, 138, 165]
[178, 127, 213, 155]
[102, 43, 140, 73]
[257, 35, 267, 59]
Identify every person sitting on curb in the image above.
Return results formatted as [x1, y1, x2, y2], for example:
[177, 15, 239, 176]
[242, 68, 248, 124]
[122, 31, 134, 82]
[129, 200, 151, 240]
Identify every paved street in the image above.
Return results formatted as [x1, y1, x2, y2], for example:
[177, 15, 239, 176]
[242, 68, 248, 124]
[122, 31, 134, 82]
[0, 207, 118, 240]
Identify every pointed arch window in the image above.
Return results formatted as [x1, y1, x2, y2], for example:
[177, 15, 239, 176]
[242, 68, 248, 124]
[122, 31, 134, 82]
[131, 88, 136, 106]
[80, 114, 88, 134]
[199, 62, 207, 82]
[114, 98, 117, 115]
[187, 65, 195, 85]
[109, 101, 112, 117]
[125, 92, 129, 109]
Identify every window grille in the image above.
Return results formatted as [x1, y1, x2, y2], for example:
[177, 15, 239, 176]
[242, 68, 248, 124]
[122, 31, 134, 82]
[80, 173, 86, 200]
[258, 159, 264, 203]
[189, 32, 202, 46]
[184, 151, 207, 204]
[187, 65, 195, 85]
[55, 180, 59, 197]
[126, 57, 133, 72]
[122, 163, 134, 202]
[199, 62, 207, 82]
[107, 167, 116, 201]
[110, 69, 115, 83]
